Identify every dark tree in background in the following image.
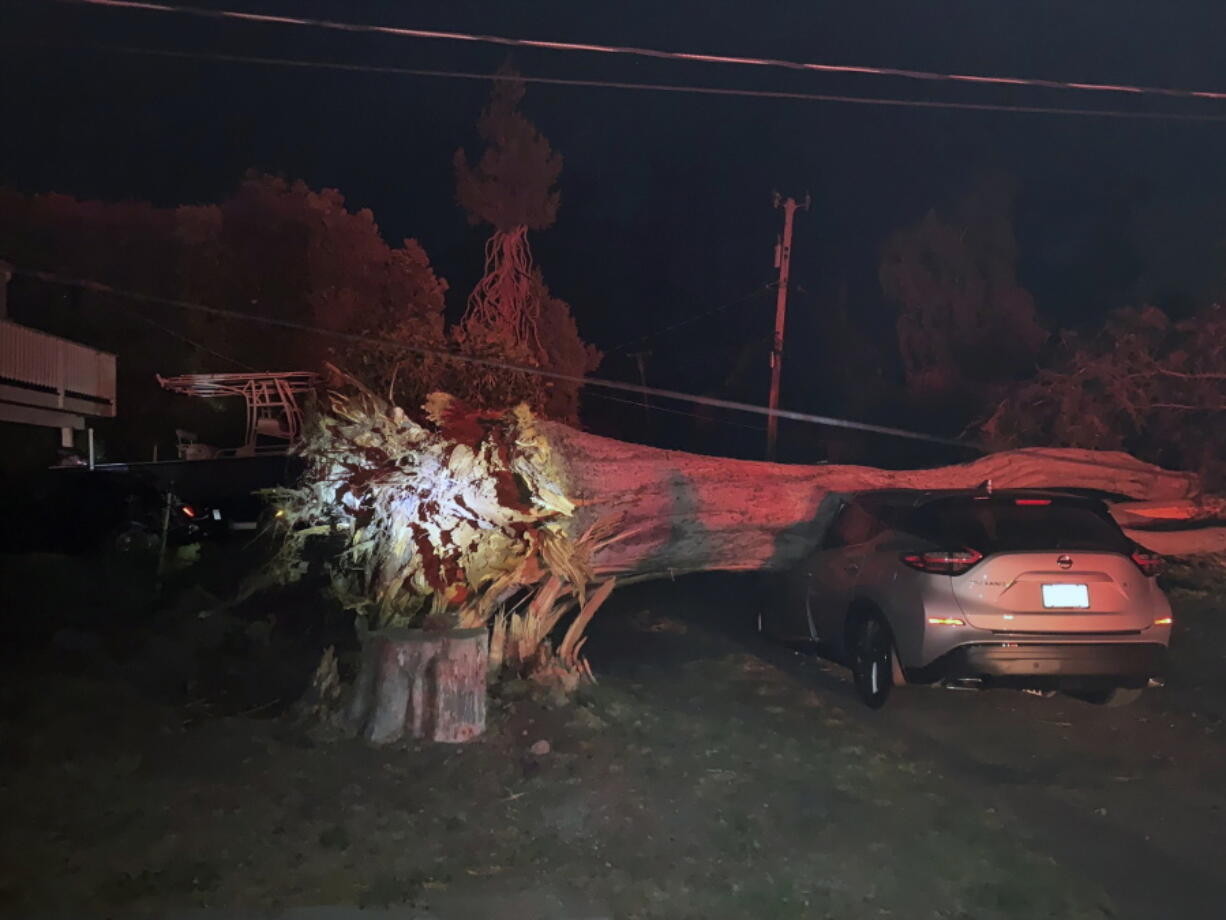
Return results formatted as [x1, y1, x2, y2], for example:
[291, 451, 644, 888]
[0, 175, 448, 458]
[880, 175, 1047, 413]
[982, 303, 1226, 488]
[451, 70, 600, 421]
[182, 173, 447, 374]
[454, 71, 561, 235]
[0, 188, 184, 461]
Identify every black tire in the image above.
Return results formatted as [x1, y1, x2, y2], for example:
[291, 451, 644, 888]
[106, 523, 160, 557]
[849, 610, 895, 709]
[1077, 686, 1144, 707]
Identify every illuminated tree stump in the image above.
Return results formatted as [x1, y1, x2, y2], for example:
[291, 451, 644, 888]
[345, 627, 488, 745]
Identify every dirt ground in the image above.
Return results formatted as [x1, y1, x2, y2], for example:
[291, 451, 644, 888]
[1, 550, 1224, 919]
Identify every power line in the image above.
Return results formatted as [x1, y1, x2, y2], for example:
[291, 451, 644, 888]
[11, 267, 978, 451]
[65, 0, 1226, 103]
[24, 266, 254, 368]
[585, 390, 764, 433]
[28, 42, 1226, 125]
[125, 307, 255, 371]
[606, 284, 776, 355]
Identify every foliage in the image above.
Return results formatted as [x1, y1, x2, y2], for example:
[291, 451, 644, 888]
[536, 276, 605, 420]
[803, 284, 894, 463]
[0, 175, 448, 456]
[0, 188, 192, 455]
[442, 270, 602, 421]
[2, 74, 594, 446]
[453, 69, 562, 233]
[880, 175, 1047, 408]
[179, 173, 448, 374]
[981, 303, 1226, 487]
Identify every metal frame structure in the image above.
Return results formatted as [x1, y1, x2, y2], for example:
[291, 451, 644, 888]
[157, 372, 319, 458]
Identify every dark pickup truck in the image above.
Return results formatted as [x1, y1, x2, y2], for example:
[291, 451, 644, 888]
[0, 454, 303, 555]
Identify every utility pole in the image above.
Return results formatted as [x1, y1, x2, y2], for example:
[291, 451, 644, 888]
[766, 192, 809, 461]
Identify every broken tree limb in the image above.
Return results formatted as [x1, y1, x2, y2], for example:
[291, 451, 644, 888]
[1121, 527, 1226, 557]
[1109, 498, 1226, 527]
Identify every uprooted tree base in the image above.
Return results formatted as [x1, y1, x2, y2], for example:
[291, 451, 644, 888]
[272, 378, 1224, 742]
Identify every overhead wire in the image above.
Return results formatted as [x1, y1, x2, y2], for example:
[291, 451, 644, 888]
[16, 268, 1193, 479]
[123, 307, 255, 370]
[21, 6, 1219, 453]
[11, 267, 978, 450]
[584, 390, 765, 433]
[606, 283, 776, 355]
[63, 0, 1226, 103]
[17, 42, 1226, 125]
[21, 268, 255, 368]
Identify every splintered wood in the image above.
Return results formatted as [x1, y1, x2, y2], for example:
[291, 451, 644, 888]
[270, 373, 577, 631]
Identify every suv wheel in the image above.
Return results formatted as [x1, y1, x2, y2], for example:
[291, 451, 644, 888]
[849, 611, 895, 709]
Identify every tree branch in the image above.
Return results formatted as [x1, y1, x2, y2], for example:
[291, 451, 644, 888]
[1148, 403, 1226, 411]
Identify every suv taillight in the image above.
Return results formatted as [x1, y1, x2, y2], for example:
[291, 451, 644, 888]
[1131, 549, 1163, 577]
[900, 548, 983, 576]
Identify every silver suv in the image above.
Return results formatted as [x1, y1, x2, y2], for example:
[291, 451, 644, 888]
[762, 489, 1172, 708]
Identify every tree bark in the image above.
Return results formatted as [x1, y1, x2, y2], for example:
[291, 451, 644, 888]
[541, 423, 1217, 574]
[345, 627, 488, 745]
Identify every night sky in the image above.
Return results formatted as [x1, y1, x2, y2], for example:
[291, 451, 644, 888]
[4, 0, 1226, 456]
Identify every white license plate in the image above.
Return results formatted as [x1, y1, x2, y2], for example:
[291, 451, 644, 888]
[1042, 583, 1089, 609]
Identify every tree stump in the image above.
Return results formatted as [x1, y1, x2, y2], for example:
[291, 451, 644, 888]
[345, 627, 488, 745]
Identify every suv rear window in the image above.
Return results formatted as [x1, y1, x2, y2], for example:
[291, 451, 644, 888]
[907, 498, 1132, 554]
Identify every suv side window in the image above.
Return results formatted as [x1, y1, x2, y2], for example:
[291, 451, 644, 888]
[822, 501, 882, 549]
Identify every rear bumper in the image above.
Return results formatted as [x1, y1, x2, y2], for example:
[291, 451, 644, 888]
[905, 642, 1167, 690]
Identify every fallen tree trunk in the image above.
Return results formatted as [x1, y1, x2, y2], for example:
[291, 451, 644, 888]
[541, 423, 1214, 575]
[274, 384, 1222, 740]
[277, 385, 1222, 621]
